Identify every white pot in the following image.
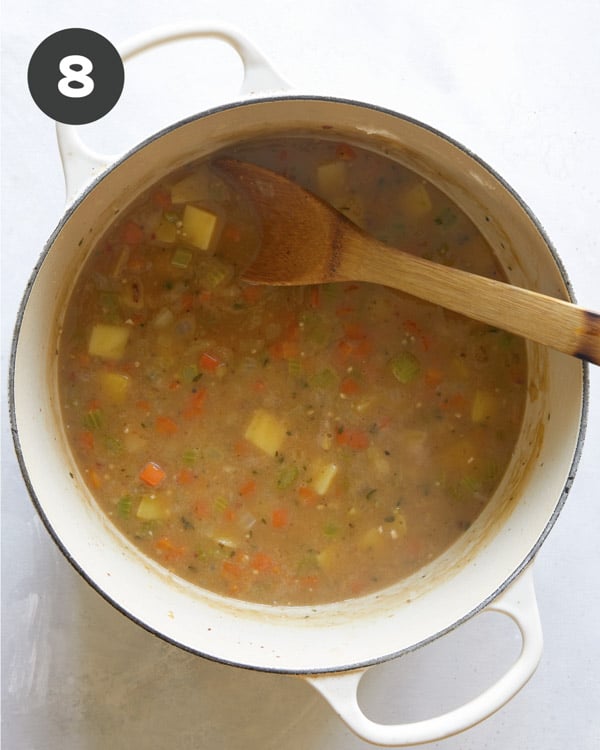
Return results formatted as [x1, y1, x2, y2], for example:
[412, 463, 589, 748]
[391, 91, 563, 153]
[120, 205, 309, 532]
[9, 24, 587, 746]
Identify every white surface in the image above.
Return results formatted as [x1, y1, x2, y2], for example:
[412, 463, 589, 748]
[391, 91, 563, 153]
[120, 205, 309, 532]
[1, 1, 599, 748]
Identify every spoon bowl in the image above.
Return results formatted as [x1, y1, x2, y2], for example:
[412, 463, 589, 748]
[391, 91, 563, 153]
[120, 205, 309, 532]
[216, 158, 600, 365]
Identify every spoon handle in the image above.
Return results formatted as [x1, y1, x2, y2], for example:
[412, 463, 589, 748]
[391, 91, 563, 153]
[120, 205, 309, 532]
[342, 239, 600, 365]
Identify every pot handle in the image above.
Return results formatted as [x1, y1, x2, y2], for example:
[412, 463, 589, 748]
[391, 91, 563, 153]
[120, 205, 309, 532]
[56, 22, 289, 202]
[304, 566, 543, 746]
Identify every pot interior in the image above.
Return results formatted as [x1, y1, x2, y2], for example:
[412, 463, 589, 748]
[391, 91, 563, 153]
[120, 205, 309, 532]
[11, 97, 586, 672]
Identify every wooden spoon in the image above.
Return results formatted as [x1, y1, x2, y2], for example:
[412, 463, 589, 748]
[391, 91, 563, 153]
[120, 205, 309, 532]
[216, 158, 600, 365]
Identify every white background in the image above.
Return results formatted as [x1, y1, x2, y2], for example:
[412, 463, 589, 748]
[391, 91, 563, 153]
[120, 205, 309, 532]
[2, 1, 599, 748]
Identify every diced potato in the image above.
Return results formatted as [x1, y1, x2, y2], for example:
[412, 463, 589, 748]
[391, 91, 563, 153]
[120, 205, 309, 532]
[154, 219, 177, 244]
[88, 324, 130, 360]
[316, 160, 347, 199]
[170, 169, 229, 204]
[316, 545, 338, 572]
[471, 389, 497, 423]
[244, 409, 286, 456]
[313, 462, 338, 496]
[99, 372, 130, 402]
[136, 495, 170, 520]
[398, 182, 433, 219]
[359, 526, 384, 551]
[336, 192, 366, 228]
[181, 204, 219, 250]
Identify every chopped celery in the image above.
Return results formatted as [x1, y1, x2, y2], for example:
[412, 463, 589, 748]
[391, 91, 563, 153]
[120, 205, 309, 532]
[323, 522, 339, 538]
[171, 246, 193, 269]
[312, 462, 338, 495]
[181, 363, 200, 383]
[88, 324, 130, 360]
[287, 359, 303, 378]
[390, 352, 420, 384]
[182, 448, 200, 467]
[214, 496, 229, 513]
[136, 495, 169, 520]
[197, 257, 234, 289]
[83, 408, 103, 430]
[103, 436, 123, 454]
[244, 409, 286, 456]
[182, 204, 218, 250]
[310, 368, 338, 389]
[117, 495, 132, 518]
[99, 372, 130, 402]
[277, 464, 299, 489]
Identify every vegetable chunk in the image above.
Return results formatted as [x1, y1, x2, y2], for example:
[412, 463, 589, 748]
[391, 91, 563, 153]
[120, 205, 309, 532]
[182, 204, 218, 250]
[88, 324, 130, 360]
[244, 409, 286, 456]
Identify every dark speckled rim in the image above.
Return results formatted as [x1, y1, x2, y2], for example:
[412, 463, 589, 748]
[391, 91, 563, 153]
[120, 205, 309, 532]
[8, 94, 589, 675]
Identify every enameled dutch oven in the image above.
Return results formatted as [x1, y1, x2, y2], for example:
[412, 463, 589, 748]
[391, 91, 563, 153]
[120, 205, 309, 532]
[9, 24, 588, 746]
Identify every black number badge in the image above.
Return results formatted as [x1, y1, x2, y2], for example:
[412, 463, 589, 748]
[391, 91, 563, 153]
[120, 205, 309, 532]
[28, 28, 124, 125]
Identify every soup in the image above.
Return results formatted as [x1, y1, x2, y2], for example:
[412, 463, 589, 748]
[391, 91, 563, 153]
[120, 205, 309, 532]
[57, 137, 527, 605]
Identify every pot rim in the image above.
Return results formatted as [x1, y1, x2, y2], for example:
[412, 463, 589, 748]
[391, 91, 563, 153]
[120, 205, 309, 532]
[9, 93, 589, 674]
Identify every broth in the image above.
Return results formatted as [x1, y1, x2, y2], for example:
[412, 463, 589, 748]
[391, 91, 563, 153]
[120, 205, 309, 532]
[57, 137, 527, 605]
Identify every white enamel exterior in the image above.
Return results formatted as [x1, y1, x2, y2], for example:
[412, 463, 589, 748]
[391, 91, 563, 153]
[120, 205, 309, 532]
[9, 25, 587, 747]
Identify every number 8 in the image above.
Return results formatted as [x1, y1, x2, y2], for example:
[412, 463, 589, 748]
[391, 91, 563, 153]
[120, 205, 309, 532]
[58, 54, 95, 98]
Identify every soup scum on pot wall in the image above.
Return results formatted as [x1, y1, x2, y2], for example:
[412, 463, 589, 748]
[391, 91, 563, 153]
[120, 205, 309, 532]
[57, 136, 527, 606]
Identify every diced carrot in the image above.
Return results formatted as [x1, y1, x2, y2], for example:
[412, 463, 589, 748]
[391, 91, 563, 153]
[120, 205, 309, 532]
[168, 379, 181, 391]
[223, 224, 242, 242]
[199, 352, 222, 373]
[252, 379, 266, 393]
[403, 319, 432, 351]
[440, 393, 468, 412]
[139, 461, 166, 487]
[425, 368, 444, 388]
[340, 376, 360, 396]
[182, 388, 206, 418]
[241, 285, 263, 304]
[222, 559, 244, 578]
[176, 468, 194, 485]
[155, 416, 178, 435]
[79, 430, 95, 451]
[136, 399, 151, 412]
[234, 440, 250, 458]
[336, 428, 369, 451]
[152, 189, 172, 209]
[250, 552, 274, 572]
[155, 536, 185, 560]
[120, 220, 145, 246]
[269, 339, 299, 360]
[335, 143, 357, 160]
[336, 339, 354, 359]
[224, 508, 236, 522]
[88, 468, 102, 489]
[272, 508, 289, 529]
[239, 479, 257, 497]
[298, 486, 319, 506]
[179, 293, 195, 312]
[344, 323, 368, 340]
[194, 500, 210, 519]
